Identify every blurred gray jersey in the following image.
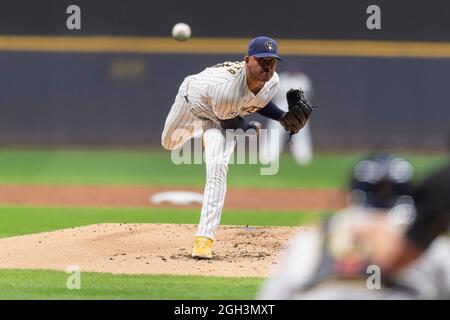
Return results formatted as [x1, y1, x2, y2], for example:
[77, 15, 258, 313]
[258, 215, 450, 300]
[393, 236, 450, 299]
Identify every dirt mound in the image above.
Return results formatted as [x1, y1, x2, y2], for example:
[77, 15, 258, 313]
[0, 223, 304, 277]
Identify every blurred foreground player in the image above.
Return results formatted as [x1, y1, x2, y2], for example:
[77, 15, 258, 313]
[366, 162, 450, 276]
[258, 154, 450, 299]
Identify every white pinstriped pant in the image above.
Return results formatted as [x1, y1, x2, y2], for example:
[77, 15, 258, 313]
[162, 88, 236, 240]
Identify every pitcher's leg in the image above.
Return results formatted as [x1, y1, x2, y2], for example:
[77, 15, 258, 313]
[161, 99, 195, 151]
[196, 127, 236, 240]
[162, 81, 205, 152]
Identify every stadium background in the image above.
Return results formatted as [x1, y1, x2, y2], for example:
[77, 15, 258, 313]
[0, 0, 449, 300]
[1, 0, 449, 148]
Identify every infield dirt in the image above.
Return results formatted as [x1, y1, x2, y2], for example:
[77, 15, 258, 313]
[0, 223, 308, 277]
[0, 185, 345, 211]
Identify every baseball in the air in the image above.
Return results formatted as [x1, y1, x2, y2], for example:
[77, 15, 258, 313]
[172, 23, 191, 41]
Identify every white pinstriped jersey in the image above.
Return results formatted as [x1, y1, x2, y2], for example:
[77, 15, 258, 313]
[162, 59, 280, 241]
[183, 61, 280, 121]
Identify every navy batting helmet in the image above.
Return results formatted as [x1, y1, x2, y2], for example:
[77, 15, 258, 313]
[348, 153, 414, 209]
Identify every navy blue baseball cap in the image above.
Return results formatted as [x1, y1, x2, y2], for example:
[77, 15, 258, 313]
[247, 36, 282, 61]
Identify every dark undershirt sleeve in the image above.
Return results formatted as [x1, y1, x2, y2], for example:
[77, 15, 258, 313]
[257, 101, 285, 121]
[219, 116, 255, 131]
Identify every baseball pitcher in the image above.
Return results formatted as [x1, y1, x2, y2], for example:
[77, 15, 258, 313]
[161, 36, 313, 259]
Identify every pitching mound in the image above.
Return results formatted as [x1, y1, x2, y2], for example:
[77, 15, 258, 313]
[0, 223, 302, 277]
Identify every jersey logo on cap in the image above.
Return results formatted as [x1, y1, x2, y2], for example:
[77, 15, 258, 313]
[265, 41, 274, 51]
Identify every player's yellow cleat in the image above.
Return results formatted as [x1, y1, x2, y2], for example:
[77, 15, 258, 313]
[192, 236, 213, 259]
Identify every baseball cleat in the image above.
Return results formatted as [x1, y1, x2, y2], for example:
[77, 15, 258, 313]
[192, 236, 213, 259]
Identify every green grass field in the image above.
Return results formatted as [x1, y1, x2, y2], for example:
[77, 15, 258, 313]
[0, 270, 262, 300]
[0, 148, 447, 299]
[0, 148, 446, 188]
[0, 205, 325, 239]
